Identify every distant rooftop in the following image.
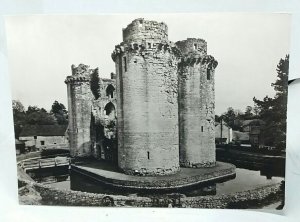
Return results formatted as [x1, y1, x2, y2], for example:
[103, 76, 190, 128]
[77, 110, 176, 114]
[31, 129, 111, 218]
[19, 125, 68, 137]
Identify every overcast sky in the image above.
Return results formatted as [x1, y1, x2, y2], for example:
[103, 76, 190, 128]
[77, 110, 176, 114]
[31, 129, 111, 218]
[5, 14, 291, 115]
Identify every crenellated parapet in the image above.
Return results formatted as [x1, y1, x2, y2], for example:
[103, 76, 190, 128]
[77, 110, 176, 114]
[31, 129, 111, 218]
[65, 64, 98, 84]
[111, 41, 182, 62]
[178, 55, 218, 68]
[122, 18, 168, 43]
[176, 38, 207, 57]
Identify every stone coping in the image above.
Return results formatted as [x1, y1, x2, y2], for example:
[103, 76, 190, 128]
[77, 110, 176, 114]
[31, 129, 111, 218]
[71, 161, 236, 190]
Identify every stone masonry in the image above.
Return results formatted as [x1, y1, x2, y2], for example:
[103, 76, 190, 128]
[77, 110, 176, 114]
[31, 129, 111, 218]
[66, 18, 218, 176]
[112, 19, 181, 176]
[177, 38, 218, 167]
[65, 65, 117, 161]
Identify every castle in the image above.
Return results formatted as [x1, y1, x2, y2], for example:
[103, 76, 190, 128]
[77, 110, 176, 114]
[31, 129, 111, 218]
[65, 18, 218, 176]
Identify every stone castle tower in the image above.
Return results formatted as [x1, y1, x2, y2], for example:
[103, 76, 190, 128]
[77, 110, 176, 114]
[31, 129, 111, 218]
[112, 18, 182, 175]
[176, 38, 218, 167]
[66, 18, 218, 176]
[65, 64, 117, 160]
[65, 64, 94, 157]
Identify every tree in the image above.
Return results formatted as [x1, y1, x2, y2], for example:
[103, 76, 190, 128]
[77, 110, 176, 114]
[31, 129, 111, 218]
[244, 106, 253, 119]
[51, 101, 68, 125]
[221, 107, 242, 130]
[26, 106, 57, 125]
[253, 55, 289, 150]
[12, 100, 25, 113]
[12, 100, 26, 138]
[90, 69, 100, 100]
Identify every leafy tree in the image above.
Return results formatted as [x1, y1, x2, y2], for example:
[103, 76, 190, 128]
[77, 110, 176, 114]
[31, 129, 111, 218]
[26, 106, 57, 125]
[215, 115, 221, 123]
[253, 55, 289, 150]
[51, 101, 68, 125]
[221, 107, 243, 130]
[12, 100, 25, 113]
[90, 68, 100, 100]
[12, 100, 26, 138]
[244, 106, 253, 119]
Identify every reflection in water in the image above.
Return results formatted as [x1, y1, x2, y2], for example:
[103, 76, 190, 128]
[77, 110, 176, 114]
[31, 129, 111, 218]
[28, 161, 284, 198]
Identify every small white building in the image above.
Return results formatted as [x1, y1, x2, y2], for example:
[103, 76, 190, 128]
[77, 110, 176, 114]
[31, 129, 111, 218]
[215, 121, 233, 144]
[19, 125, 68, 150]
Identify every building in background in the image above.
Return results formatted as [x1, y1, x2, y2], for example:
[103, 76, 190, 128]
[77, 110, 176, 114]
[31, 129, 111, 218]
[18, 125, 68, 150]
[215, 120, 232, 144]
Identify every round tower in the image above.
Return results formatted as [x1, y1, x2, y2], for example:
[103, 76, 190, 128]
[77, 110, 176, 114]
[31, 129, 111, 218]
[176, 38, 218, 168]
[112, 18, 181, 176]
[65, 64, 94, 157]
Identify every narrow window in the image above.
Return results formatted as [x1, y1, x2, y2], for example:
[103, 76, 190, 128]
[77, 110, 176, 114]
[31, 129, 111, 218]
[201, 126, 204, 132]
[147, 151, 150, 160]
[41, 141, 45, 145]
[123, 57, 127, 72]
[148, 43, 151, 48]
[207, 69, 211, 80]
[194, 44, 197, 50]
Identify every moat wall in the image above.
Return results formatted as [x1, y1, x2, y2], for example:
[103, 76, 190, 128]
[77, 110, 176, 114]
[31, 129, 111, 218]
[112, 18, 181, 176]
[17, 155, 283, 208]
[18, 175, 282, 208]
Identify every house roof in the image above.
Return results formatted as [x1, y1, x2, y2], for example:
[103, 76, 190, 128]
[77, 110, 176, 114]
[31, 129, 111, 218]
[19, 125, 68, 137]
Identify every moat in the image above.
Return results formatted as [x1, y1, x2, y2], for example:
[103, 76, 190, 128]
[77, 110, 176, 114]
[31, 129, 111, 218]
[27, 160, 283, 198]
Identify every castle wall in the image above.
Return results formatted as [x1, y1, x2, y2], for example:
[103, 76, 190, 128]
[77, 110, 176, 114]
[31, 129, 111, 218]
[177, 39, 218, 167]
[112, 18, 181, 175]
[91, 78, 117, 162]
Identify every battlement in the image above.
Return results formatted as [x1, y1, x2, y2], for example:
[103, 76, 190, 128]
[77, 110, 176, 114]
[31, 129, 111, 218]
[122, 18, 168, 43]
[176, 38, 207, 58]
[65, 64, 99, 84]
[71, 64, 92, 76]
[111, 41, 182, 61]
[178, 55, 218, 68]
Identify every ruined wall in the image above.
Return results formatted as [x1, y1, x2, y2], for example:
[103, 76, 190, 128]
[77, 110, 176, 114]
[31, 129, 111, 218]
[65, 64, 117, 160]
[112, 18, 182, 176]
[177, 38, 218, 167]
[65, 64, 94, 157]
[90, 76, 117, 162]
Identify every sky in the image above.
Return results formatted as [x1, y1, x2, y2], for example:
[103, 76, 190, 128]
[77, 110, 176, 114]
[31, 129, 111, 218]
[5, 14, 291, 115]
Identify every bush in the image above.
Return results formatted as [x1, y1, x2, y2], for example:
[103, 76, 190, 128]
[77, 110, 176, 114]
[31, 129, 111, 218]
[41, 148, 69, 157]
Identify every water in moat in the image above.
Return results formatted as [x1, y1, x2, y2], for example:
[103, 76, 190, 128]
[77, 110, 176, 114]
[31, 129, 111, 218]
[27, 161, 284, 198]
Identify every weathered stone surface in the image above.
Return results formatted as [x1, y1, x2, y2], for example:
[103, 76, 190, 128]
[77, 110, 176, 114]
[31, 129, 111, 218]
[65, 64, 117, 160]
[113, 19, 181, 176]
[177, 39, 218, 168]
[66, 18, 220, 175]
